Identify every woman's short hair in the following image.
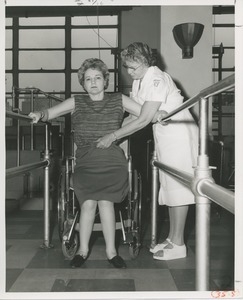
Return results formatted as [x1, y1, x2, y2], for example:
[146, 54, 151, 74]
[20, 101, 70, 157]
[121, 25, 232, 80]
[121, 42, 156, 67]
[77, 58, 110, 90]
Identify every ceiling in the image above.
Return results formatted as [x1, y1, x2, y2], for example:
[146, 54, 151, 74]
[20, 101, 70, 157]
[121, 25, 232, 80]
[6, 5, 234, 18]
[5, 6, 133, 18]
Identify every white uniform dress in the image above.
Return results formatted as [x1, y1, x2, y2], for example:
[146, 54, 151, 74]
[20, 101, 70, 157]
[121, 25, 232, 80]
[131, 66, 198, 206]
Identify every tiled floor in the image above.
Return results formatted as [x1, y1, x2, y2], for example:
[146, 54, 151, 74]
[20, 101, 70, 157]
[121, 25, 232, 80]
[5, 201, 234, 293]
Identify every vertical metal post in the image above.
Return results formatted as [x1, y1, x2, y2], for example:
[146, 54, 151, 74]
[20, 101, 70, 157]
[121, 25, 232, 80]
[49, 128, 53, 150]
[41, 123, 53, 249]
[126, 138, 132, 222]
[12, 108, 20, 166]
[30, 89, 34, 150]
[150, 150, 158, 248]
[195, 98, 211, 290]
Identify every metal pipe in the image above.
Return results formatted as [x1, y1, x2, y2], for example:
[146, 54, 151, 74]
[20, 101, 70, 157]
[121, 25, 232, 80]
[6, 160, 48, 179]
[195, 98, 211, 291]
[153, 161, 193, 188]
[199, 98, 208, 156]
[65, 157, 70, 208]
[195, 196, 211, 290]
[146, 139, 152, 182]
[12, 108, 20, 166]
[17, 112, 20, 166]
[150, 150, 158, 249]
[41, 124, 52, 249]
[127, 138, 132, 222]
[218, 141, 224, 185]
[37, 89, 63, 102]
[14, 87, 39, 93]
[13, 86, 63, 102]
[6, 110, 33, 122]
[152, 160, 234, 216]
[198, 180, 234, 214]
[30, 90, 34, 150]
[159, 74, 234, 123]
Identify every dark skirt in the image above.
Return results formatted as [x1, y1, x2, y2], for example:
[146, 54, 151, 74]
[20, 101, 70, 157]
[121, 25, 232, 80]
[73, 144, 129, 207]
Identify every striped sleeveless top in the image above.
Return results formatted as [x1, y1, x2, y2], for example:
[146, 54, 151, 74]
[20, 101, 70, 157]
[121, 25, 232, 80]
[72, 93, 124, 148]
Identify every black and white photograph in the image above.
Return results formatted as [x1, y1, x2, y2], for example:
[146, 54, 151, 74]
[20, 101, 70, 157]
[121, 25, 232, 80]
[1, 0, 243, 299]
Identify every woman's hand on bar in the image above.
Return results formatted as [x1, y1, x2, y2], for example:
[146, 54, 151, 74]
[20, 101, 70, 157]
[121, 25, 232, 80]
[28, 111, 42, 124]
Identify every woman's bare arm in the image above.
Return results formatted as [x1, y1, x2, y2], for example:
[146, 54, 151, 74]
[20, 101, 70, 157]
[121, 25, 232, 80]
[28, 97, 75, 123]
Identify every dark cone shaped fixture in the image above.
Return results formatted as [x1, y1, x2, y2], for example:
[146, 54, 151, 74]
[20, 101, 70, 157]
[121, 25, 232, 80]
[172, 23, 204, 59]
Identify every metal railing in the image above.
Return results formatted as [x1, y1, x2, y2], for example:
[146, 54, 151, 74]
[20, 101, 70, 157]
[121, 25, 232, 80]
[150, 74, 235, 291]
[11, 86, 63, 151]
[6, 111, 53, 249]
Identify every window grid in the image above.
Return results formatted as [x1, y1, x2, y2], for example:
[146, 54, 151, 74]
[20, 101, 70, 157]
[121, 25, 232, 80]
[5, 15, 120, 99]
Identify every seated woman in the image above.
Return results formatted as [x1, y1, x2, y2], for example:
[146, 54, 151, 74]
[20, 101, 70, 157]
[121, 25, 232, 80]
[29, 58, 156, 269]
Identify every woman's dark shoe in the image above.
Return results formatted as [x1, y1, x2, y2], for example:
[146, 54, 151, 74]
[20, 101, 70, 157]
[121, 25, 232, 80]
[108, 255, 127, 269]
[70, 254, 86, 268]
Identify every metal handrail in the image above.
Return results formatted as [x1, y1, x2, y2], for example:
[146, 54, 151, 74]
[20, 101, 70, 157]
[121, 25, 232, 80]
[6, 160, 49, 179]
[6, 110, 33, 122]
[151, 74, 235, 291]
[153, 161, 234, 214]
[13, 86, 63, 102]
[6, 112, 52, 249]
[153, 161, 193, 188]
[160, 74, 235, 122]
[198, 180, 234, 214]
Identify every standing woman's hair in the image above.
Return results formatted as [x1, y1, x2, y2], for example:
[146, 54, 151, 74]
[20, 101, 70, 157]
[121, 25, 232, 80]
[121, 42, 157, 67]
[77, 58, 110, 89]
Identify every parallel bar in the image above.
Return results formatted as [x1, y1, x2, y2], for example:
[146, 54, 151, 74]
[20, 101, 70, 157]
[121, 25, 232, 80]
[149, 75, 235, 292]
[6, 110, 49, 124]
[195, 98, 211, 291]
[6, 160, 48, 179]
[6, 110, 33, 122]
[38, 89, 63, 102]
[199, 180, 234, 214]
[14, 86, 63, 102]
[160, 74, 235, 122]
[152, 159, 235, 215]
[153, 161, 193, 188]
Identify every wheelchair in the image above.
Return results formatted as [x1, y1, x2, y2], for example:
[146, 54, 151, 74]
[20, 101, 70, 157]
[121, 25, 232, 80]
[57, 137, 143, 260]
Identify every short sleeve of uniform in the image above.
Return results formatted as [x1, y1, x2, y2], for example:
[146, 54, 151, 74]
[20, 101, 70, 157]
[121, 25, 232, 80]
[145, 77, 168, 103]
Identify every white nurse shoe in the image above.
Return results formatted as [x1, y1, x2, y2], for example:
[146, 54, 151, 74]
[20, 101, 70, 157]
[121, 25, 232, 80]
[153, 242, 186, 260]
[149, 238, 171, 254]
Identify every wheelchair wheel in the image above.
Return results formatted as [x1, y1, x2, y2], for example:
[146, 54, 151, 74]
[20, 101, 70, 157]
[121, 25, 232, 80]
[57, 171, 66, 241]
[62, 232, 79, 259]
[129, 170, 142, 259]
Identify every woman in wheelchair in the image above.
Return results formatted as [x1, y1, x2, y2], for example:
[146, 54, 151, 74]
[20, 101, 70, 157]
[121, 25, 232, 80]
[29, 58, 158, 269]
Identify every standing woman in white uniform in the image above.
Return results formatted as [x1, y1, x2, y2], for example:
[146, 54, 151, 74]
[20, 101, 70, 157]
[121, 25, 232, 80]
[96, 42, 198, 261]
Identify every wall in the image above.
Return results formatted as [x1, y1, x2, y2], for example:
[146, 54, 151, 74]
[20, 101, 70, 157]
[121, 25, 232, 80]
[120, 5, 213, 122]
[120, 6, 161, 92]
[160, 6, 213, 119]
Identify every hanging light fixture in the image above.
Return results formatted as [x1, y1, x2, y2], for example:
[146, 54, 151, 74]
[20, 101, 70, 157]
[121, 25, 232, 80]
[172, 23, 204, 59]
